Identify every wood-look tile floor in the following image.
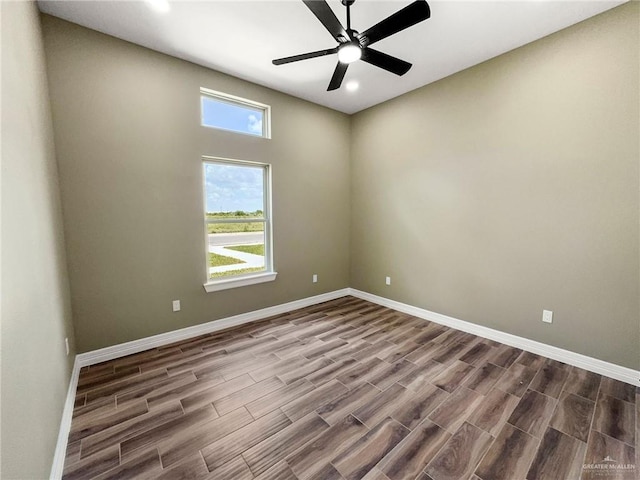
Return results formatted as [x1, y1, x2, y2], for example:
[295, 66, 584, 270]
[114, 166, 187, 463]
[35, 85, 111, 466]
[64, 296, 638, 480]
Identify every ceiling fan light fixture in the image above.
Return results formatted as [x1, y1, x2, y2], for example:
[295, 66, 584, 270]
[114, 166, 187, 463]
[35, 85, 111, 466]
[337, 43, 361, 64]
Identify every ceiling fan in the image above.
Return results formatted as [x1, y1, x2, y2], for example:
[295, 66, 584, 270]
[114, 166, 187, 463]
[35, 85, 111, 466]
[272, 0, 431, 91]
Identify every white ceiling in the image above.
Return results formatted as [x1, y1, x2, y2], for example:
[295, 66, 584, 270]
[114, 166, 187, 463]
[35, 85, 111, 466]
[37, 0, 626, 114]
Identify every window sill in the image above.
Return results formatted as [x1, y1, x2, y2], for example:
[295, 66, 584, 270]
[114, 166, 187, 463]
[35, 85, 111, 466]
[203, 271, 277, 293]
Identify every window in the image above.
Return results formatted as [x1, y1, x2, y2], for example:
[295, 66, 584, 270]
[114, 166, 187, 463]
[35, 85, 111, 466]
[200, 88, 271, 138]
[202, 157, 276, 292]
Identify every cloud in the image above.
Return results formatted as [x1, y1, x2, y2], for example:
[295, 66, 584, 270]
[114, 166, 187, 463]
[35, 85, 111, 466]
[248, 114, 263, 134]
[205, 163, 264, 213]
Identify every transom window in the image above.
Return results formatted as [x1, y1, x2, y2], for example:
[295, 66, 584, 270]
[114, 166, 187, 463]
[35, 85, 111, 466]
[202, 157, 276, 292]
[200, 88, 271, 138]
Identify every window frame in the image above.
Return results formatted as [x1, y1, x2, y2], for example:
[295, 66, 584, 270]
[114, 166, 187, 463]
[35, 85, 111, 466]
[202, 156, 276, 293]
[200, 87, 271, 139]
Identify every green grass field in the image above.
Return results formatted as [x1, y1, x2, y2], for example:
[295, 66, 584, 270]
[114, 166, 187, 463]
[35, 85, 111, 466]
[208, 252, 244, 267]
[207, 211, 263, 219]
[210, 267, 264, 279]
[207, 223, 264, 234]
[226, 244, 265, 256]
[206, 212, 264, 234]
[207, 219, 266, 278]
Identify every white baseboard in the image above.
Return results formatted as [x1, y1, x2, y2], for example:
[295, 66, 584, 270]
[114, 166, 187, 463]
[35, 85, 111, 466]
[76, 289, 350, 368]
[50, 288, 350, 479]
[50, 357, 82, 480]
[349, 288, 640, 387]
[52, 286, 639, 478]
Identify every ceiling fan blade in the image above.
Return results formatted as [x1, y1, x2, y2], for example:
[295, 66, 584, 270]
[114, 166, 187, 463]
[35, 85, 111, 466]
[361, 48, 412, 76]
[359, 0, 430, 47]
[327, 62, 348, 91]
[302, 0, 349, 43]
[273, 47, 338, 66]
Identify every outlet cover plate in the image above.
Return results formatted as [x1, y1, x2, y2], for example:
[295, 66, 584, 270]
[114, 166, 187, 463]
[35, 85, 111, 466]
[542, 310, 553, 324]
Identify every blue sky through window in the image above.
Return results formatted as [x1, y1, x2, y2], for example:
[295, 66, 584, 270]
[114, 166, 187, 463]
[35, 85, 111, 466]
[201, 96, 263, 136]
[205, 163, 264, 214]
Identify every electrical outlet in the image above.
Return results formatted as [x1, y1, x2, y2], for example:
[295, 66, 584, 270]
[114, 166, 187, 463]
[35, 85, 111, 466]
[542, 310, 553, 324]
[312, 274, 318, 283]
[172, 300, 181, 312]
[65, 337, 70, 356]
[385, 276, 391, 286]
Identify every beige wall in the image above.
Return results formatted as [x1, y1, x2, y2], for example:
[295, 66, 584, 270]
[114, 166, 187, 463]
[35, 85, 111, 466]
[1, 4, 636, 478]
[41, 15, 351, 353]
[351, 3, 639, 369]
[39, 3, 638, 369]
[1, 2, 76, 478]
